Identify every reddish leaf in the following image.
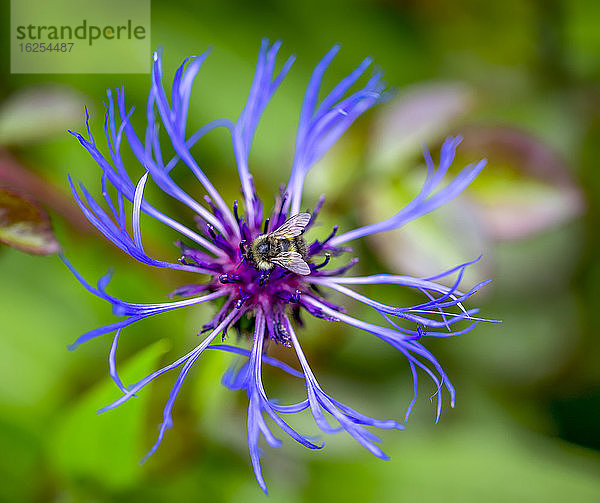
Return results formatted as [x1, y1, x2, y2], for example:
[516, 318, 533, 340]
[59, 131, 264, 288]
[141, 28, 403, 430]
[460, 126, 585, 240]
[0, 188, 60, 255]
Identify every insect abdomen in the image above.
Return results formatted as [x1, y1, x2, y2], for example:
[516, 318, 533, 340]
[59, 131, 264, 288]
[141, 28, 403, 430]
[294, 236, 307, 259]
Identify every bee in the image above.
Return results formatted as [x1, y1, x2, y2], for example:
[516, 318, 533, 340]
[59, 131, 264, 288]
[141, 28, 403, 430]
[245, 213, 311, 276]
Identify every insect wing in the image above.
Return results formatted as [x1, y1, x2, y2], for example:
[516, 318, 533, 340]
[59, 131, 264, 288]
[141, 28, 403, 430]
[270, 251, 311, 275]
[270, 213, 311, 239]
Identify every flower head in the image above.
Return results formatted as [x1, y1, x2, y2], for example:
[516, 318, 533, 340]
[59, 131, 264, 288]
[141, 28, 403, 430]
[65, 39, 494, 493]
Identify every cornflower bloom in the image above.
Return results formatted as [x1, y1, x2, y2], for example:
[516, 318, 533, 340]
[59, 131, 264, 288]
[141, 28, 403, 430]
[64, 39, 494, 493]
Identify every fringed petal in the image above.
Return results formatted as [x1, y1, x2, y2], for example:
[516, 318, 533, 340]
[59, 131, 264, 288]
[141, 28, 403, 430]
[330, 136, 487, 245]
[286, 47, 388, 215]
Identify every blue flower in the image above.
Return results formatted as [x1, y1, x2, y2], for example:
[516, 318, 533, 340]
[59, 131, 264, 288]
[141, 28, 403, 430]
[64, 39, 495, 493]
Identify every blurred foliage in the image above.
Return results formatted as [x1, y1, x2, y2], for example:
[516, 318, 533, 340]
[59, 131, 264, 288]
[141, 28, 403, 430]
[0, 187, 60, 254]
[1, 0, 600, 501]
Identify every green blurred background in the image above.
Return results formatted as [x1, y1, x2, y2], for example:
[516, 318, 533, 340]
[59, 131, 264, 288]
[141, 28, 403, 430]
[1, 0, 600, 501]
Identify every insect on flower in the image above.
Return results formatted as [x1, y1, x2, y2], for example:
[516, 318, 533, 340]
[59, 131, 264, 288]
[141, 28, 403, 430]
[64, 38, 496, 493]
[244, 212, 311, 278]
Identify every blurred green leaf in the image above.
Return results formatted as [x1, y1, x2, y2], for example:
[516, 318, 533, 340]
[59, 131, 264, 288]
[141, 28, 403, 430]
[0, 188, 60, 255]
[49, 338, 170, 491]
[303, 421, 600, 503]
[0, 419, 41, 503]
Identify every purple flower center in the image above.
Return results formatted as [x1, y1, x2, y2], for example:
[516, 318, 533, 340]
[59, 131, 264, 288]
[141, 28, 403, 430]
[174, 190, 349, 346]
